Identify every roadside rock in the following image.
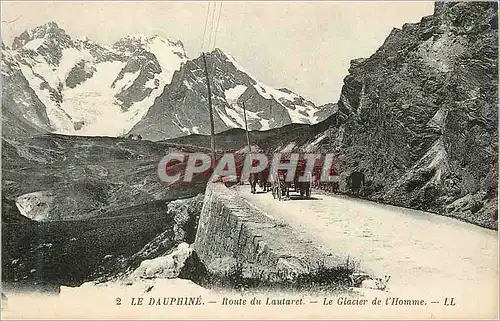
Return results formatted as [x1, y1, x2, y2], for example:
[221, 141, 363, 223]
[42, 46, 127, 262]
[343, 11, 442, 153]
[129, 242, 193, 280]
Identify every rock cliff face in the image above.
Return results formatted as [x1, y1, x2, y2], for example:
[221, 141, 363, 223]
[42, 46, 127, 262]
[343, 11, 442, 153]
[318, 2, 498, 228]
[1, 50, 53, 139]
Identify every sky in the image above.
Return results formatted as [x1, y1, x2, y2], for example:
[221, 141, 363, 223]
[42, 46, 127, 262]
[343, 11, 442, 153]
[1, 1, 435, 105]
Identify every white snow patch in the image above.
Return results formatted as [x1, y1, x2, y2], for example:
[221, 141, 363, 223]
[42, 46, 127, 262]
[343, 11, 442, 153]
[258, 83, 299, 102]
[113, 70, 140, 92]
[426, 140, 450, 186]
[215, 104, 239, 128]
[417, 36, 454, 73]
[147, 36, 186, 86]
[220, 83, 273, 130]
[286, 104, 317, 124]
[253, 80, 304, 110]
[172, 114, 192, 135]
[58, 48, 93, 81]
[106, 35, 189, 136]
[304, 132, 328, 152]
[29, 60, 60, 91]
[222, 102, 267, 130]
[17, 46, 104, 133]
[427, 140, 447, 170]
[393, 138, 450, 190]
[56, 60, 130, 136]
[144, 77, 157, 89]
[23, 38, 44, 51]
[219, 84, 249, 128]
[253, 84, 273, 100]
[280, 142, 297, 153]
[183, 80, 192, 90]
[224, 105, 246, 127]
[260, 119, 270, 130]
[224, 84, 247, 103]
[18, 63, 74, 132]
[244, 108, 266, 128]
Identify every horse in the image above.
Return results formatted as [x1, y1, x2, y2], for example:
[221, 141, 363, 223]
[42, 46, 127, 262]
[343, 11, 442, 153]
[249, 172, 259, 194]
[249, 166, 272, 194]
[258, 167, 271, 192]
[279, 173, 290, 198]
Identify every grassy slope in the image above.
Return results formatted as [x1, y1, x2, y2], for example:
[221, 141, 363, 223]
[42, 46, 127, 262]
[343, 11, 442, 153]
[2, 133, 207, 287]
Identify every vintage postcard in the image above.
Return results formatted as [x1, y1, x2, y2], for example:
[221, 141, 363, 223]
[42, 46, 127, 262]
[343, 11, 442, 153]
[1, 0, 498, 319]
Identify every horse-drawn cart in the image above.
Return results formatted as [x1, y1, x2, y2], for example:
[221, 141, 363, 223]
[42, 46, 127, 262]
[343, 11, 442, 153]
[270, 155, 323, 200]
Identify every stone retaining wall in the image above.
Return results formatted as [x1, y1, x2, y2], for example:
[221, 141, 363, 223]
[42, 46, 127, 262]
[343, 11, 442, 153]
[193, 182, 345, 282]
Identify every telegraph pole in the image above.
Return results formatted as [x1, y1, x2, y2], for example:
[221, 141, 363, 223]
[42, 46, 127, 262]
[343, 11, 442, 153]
[329, 114, 338, 152]
[202, 52, 216, 168]
[329, 125, 333, 152]
[242, 101, 251, 152]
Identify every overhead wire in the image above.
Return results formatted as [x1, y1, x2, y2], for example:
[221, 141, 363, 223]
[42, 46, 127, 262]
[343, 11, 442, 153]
[199, 1, 223, 53]
[199, 2, 212, 54]
[212, 2, 223, 50]
[206, 1, 218, 51]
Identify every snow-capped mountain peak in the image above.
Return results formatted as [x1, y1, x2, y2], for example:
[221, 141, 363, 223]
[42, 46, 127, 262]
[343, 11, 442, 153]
[112, 34, 187, 59]
[23, 21, 64, 40]
[128, 48, 332, 140]
[3, 24, 333, 141]
[12, 21, 72, 52]
[5, 23, 188, 137]
[213, 49, 319, 124]
[76, 35, 90, 42]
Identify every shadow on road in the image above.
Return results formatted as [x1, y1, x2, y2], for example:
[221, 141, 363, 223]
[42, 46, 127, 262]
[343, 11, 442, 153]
[287, 195, 322, 201]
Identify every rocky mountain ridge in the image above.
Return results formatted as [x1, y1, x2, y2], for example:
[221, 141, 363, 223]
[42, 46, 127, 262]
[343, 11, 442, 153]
[129, 49, 328, 140]
[304, 1, 498, 228]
